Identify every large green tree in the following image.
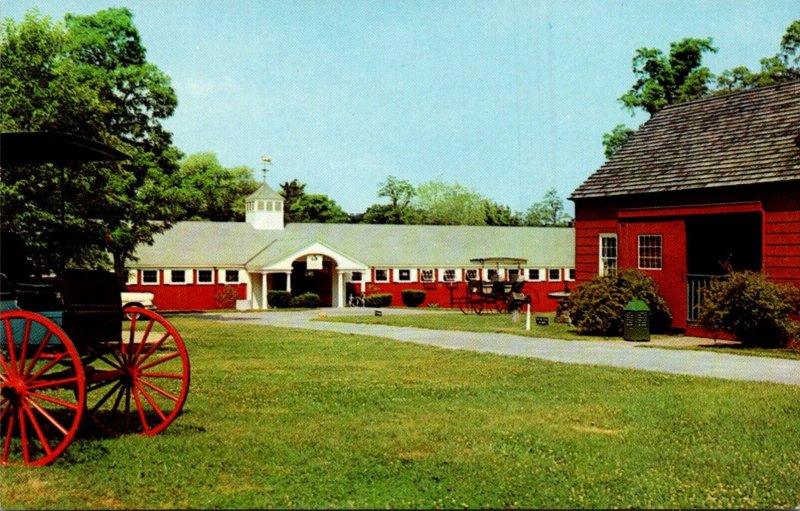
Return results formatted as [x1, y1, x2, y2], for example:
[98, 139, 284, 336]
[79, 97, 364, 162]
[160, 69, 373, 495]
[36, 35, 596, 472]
[362, 175, 420, 224]
[524, 188, 572, 227]
[619, 37, 718, 116]
[288, 194, 349, 223]
[1, 8, 181, 279]
[715, 19, 800, 92]
[174, 153, 259, 221]
[413, 180, 487, 225]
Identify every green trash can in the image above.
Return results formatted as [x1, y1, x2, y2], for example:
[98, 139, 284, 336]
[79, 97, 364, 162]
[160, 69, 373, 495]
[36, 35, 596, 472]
[623, 300, 650, 342]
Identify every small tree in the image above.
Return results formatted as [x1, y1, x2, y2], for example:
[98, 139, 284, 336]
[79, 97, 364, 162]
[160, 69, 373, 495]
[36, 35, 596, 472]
[699, 271, 799, 348]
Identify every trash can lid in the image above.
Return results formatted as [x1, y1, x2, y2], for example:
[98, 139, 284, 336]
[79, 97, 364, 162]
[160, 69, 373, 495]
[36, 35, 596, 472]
[625, 300, 650, 311]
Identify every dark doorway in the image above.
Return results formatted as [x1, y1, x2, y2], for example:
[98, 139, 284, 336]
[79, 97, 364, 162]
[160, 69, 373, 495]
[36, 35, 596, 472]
[291, 259, 333, 306]
[686, 213, 761, 275]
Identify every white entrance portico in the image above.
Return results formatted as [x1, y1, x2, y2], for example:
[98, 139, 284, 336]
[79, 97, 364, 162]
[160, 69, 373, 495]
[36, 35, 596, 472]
[248, 240, 368, 308]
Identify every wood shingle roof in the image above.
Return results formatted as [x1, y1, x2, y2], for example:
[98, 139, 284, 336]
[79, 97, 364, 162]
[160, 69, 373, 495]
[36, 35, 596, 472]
[571, 80, 800, 200]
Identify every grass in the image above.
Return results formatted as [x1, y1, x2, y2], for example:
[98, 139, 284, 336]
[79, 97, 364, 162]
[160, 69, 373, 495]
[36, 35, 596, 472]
[3, 317, 800, 508]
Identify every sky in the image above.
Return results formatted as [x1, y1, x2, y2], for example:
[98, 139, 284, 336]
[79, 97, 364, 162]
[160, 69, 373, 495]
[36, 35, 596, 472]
[5, 1, 798, 215]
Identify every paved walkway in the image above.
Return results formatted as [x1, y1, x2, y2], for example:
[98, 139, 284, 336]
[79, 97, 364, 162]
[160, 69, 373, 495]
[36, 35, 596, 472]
[202, 309, 800, 387]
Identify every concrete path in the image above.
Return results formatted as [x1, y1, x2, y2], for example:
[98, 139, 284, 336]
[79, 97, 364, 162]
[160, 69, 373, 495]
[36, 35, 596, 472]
[202, 309, 800, 387]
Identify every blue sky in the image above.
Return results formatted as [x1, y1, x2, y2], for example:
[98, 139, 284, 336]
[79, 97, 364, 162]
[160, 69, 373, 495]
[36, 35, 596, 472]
[6, 1, 798, 215]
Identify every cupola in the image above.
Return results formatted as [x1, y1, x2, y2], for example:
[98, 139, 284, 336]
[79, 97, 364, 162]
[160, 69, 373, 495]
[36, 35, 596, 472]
[245, 183, 284, 230]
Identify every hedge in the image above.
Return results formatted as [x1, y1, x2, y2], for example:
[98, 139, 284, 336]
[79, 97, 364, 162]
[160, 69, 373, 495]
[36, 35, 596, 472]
[268, 290, 291, 308]
[365, 293, 392, 308]
[288, 292, 321, 308]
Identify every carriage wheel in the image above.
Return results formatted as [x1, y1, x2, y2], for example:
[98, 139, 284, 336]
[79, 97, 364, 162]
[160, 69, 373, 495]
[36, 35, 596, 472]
[493, 297, 509, 314]
[83, 307, 189, 436]
[0, 311, 86, 466]
[472, 299, 485, 315]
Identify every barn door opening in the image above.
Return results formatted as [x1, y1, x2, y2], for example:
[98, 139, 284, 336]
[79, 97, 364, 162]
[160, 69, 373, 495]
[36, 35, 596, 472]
[686, 213, 762, 321]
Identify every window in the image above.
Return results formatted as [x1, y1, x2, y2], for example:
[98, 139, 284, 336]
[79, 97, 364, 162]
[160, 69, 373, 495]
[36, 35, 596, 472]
[527, 269, 542, 281]
[638, 235, 663, 270]
[225, 270, 240, 283]
[487, 269, 499, 281]
[198, 270, 213, 284]
[171, 270, 186, 284]
[398, 269, 411, 282]
[420, 269, 434, 282]
[507, 269, 520, 281]
[567, 269, 576, 281]
[442, 269, 457, 282]
[350, 271, 363, 282]
[465, 269, 479, 281]
[599, 234, 618, 276]
[142, 270, 158, 285]
[374, 269, 389, 282]
[548, 268, 561, 281]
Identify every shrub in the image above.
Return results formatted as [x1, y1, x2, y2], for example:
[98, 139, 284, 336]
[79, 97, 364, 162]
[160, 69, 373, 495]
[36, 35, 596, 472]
[268, 290, 291, 308]
[365, 293, 392, 308]
[214, 285, 239, 309]
[567, 269, 672, 335]
[699, 271, 800, 348]
[288, 292, 321, 308]
[401, 289, 426, 307]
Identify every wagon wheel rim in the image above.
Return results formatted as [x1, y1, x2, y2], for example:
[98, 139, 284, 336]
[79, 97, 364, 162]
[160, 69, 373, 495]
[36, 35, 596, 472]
[83, 307, 190, 436]
[0, 311, 85, 466]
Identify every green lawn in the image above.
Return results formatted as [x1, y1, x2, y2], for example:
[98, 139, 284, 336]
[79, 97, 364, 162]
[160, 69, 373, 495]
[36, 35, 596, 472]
[3, 317, 800, 509]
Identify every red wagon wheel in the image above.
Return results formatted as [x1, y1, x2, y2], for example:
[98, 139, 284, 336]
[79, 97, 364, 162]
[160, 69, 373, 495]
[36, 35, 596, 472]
[0, 311, 86, 466]
[83, 307, 189, 436]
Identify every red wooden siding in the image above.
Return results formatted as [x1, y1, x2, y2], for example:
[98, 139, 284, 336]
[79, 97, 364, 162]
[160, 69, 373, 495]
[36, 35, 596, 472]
[127, 270, 247, 310]
[764, 210, 800, 287]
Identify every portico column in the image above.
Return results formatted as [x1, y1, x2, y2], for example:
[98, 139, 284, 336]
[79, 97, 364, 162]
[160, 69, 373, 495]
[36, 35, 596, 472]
[285, 271, 292, 293]
[262, 272, 268, 309]
[337, 271, 345, 308]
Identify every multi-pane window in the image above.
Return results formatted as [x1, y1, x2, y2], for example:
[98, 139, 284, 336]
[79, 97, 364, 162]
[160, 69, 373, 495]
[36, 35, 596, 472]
[567, 269, 576, 281]
[351, 271, 363, 282]
[171, 270, 186, 283]
[442, 269, 456, 282]
[374, 269, 389, 282]
[507, 269, 520, 281]
[142, 270, 158, 284]
[420, 269, 434, 282]
[527, 268, 541, 281]
[638, 235, 663, 270]
[548, 268, 561, 281]
[198, 270, 213, 284]
[465, 269, 479, 281]
[398, 269, 411, 282]
[225, 270, 240, 283]
[599, 234, 618, 276]
[487, 269, 499, 281]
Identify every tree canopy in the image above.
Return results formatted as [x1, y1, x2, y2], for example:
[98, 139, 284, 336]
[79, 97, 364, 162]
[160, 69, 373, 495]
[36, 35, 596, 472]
[1, 8, 181, 278]
[173, 153, 259, 221]
[523, 188, 572, 227]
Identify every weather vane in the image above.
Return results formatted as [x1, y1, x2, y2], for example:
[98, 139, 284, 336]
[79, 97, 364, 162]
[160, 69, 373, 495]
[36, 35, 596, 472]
[260, 155, 272, 184]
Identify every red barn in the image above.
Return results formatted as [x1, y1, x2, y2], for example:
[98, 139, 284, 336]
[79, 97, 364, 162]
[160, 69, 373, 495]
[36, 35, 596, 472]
[570, 81, 800, 334]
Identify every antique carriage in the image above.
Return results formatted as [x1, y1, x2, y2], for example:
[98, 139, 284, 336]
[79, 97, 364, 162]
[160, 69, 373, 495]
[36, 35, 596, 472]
[0, 132, 190, 466]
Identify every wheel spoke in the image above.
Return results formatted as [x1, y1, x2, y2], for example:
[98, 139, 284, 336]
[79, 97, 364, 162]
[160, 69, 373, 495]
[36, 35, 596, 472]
[26, 399, 69, 436]
[2, 318, 17, 374]
[23, 401, 53, 456]
[17, 318, 32, 374]
[140, 371, 185, 379]
[23, 331, 53, 377]
[132, 387, 151, 433]
[2, 412, 14, 462]
[132, 318, 156, 360]
[29, 391, 80, 411]
[27, 351, 68, 382]
[135, 382, 167, 421]
[137, 351, 180, 371]
[26, 375, 80, 391]
[139, 377, 179, 402]
[136, 332, 171, 366]
[18, 407, 30, 464]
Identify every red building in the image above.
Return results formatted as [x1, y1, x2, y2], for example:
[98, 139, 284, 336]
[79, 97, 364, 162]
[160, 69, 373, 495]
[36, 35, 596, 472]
[571, 81, 800, 333]
[127, 183, 575, 311]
